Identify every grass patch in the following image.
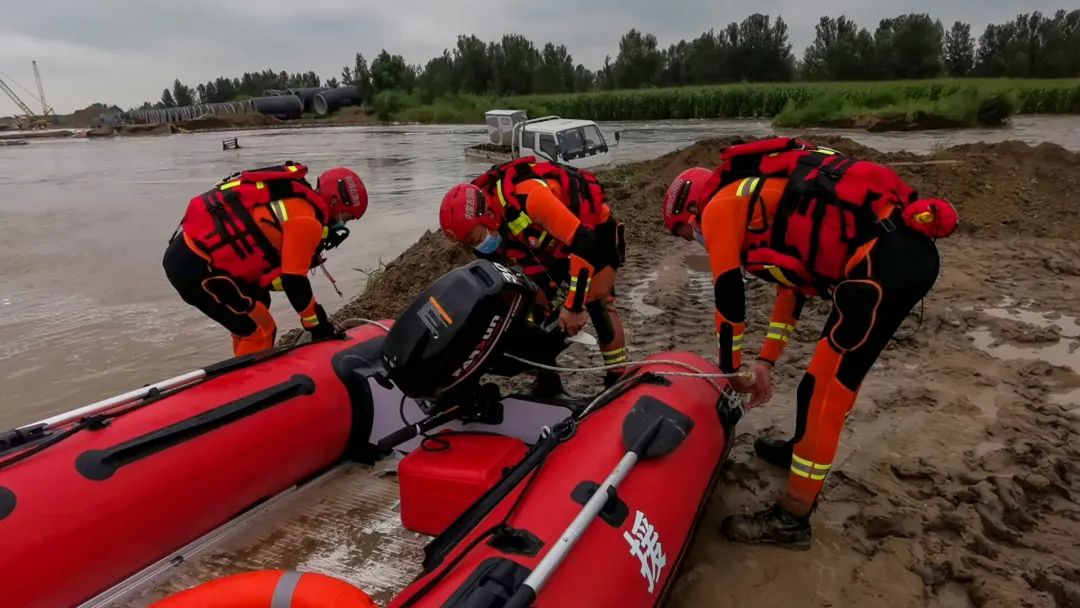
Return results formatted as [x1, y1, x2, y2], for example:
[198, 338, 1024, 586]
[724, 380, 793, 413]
[772, 88, 1020, 129]
[365, 79, 1078, 125]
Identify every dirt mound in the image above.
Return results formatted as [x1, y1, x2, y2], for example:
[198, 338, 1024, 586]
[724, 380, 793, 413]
[902, 141, 1080, 239]
[280, 230, 474, 345]
[178, 113, 282, 131]
[332, 230, 474, 323]
[60, 103, 118, 128]
[119, 123, 178, 136]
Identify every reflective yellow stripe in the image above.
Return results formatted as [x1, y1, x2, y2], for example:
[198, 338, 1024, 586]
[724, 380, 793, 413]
[767, 321, 792, 342]
[508, 214, 532, 235]
[302, 315, 318, 324]
[271, 278, 283, 291]
[220, 179, 266, 190]
[602, 348, 626, 364]
[569, 276, 591, 293]
[736, 177, 760, 197]
[495, 178, 537, 236]
[791, 454, 830, 480]
[495, 180, 509, 207]
[321, 227, 329, 238]
[286, 165, 299, 172]
[732, 333, 744, 352]
[764, 265, 796, 287]
[790, 462, 813, 478]
[270, 200, 289, 222]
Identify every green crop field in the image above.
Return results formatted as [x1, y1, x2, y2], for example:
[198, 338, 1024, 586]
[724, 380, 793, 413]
[490, 79, 1080, 122]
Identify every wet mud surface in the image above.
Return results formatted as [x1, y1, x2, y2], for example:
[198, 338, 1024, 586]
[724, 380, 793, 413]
[218, 136, 1080, 606]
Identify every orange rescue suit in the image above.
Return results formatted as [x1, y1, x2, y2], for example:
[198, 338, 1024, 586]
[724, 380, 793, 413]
[183, 196, 326, 348]
[700, 175, 940, 516]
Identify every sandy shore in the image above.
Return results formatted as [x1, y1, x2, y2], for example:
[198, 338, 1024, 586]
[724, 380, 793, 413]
[297, 135, 1080, 607]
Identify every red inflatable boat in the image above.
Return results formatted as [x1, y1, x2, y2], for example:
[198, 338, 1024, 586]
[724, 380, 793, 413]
[0, 259, 741, 608]
[389, 351, 732, 608]
[0, 323, 395, 608]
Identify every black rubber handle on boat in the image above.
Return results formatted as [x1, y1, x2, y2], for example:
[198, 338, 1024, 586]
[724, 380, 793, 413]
[503, 586, 536, 608]
[75, 375, 315, 481]
[201, 341, 295, 376]
[376, 407, 461, 451]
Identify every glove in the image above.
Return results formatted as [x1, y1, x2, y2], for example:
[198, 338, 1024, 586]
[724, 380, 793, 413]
[902, 199, 958, 238]
[321, 223, 351, 251]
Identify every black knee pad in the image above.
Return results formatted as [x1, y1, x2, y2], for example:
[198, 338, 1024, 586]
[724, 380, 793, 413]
[585, 300, 616, 345]
[828, 279, 882, 352]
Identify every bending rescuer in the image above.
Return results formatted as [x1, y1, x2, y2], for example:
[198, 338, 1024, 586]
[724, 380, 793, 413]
[439, 156, 627, 395]
[661, 137, 958, 548]
[164, 162, 368, 356]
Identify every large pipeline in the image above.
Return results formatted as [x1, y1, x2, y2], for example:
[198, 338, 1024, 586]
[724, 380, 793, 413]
[313, 86, 361, 116]
[287, 87, 331, 112]
[125, 95, 302, 124]
[126, 100, 257, 124]
[250, 95, 303, 120]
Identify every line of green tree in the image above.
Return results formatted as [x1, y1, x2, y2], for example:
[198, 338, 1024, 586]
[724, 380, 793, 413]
[143, 10, 1080, 110]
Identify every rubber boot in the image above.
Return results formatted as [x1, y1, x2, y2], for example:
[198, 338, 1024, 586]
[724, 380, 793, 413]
[530, 370, 565, 398]
[753, 436, 794, 470]
[720, 503, 812, 550]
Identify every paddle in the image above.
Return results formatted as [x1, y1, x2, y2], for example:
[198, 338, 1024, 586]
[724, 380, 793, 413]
[503, 395, 693, 608]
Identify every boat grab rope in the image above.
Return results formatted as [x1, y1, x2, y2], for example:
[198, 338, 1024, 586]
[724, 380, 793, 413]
[503, 353, 754, 393]
[342, 318, 391, 332]
[339, 319, 753, 419]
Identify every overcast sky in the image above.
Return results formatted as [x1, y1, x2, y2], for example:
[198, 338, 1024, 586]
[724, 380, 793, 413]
[1, 0, 1069, 114]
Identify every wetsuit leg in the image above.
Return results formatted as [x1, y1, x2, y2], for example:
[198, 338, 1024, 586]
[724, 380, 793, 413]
[781, 228, 940, 516]
[163, 238, 276, 356]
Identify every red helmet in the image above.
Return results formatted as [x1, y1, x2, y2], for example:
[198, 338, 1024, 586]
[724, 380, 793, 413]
[662, 167, 714, 234]
[317, 167, 368, 222]
[439, 183, 500, 242]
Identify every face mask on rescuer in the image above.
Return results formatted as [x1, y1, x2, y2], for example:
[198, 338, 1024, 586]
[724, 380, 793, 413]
[474, 232, 502, 255]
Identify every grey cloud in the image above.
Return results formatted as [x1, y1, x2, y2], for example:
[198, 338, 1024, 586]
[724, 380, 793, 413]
[0, 0, 1067, 113]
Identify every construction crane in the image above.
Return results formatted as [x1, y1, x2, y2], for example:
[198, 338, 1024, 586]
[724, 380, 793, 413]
[0, 66, 50, 130]
[32, 61, 54, 118]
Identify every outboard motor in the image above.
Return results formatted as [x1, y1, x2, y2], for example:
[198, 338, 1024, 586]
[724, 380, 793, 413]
[382, 260, 538, 406]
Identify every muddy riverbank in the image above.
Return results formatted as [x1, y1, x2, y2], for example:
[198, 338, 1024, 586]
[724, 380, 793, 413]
[309, 136, 1080, 607]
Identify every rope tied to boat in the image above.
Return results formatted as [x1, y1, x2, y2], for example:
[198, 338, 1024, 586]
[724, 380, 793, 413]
[502, 354, 754, 392]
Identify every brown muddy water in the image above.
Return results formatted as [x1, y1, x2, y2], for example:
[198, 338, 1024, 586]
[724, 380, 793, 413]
[1, 116, 1079, 430]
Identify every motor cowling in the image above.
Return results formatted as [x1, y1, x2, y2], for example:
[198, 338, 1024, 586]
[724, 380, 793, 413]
[382, 260, 537, 404]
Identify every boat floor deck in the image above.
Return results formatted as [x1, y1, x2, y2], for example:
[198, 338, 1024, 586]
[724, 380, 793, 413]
[106, 461, 429, 607]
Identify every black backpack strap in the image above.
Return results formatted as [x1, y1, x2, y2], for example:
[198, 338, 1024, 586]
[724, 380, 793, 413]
[219, 189, 282, 270]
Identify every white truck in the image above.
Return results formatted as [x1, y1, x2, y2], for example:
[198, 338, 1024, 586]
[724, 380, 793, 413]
[465, 109, 621, 169]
